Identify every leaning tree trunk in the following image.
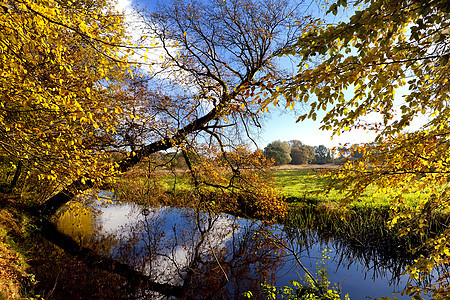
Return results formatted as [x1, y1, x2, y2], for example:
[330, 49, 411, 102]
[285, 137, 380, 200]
[36, 101, 227, 216]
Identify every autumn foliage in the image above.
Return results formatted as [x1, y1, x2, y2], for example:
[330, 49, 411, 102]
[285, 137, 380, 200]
[0, 0, 135, 197]
[276, 0, 450, 298]
[186, 146, 288, 220]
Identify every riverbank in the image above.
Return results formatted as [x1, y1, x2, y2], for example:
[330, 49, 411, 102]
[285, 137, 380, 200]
[1, 164, 446, 299]
[111, 165, 447, 259]
[274, 165, 448, 247]
[0, 195, 131, 299]
[111, 164, 443, 234]
[0, 196, 35, 299]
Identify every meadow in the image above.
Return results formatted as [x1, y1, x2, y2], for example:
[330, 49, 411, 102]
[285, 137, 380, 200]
[114, 164, 429, 212]
[273, 167, 425, 210]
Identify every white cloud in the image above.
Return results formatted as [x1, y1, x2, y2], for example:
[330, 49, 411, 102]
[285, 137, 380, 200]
[115, 0, 132, 12]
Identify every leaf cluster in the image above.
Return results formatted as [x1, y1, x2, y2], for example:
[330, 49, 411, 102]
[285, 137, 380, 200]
[0, 0, 132, 197]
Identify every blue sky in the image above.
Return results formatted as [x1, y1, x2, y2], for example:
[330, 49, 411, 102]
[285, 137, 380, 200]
[260, 108, 371, 149]
[117, 0, 385, 150]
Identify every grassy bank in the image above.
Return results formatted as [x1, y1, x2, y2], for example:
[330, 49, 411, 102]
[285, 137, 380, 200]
[0, 195, 129, 299]
[109, 165, 449, 260]
[0, 197, 35, 299]
[273, 166, 450, 262]
[112, 165, 428, 217]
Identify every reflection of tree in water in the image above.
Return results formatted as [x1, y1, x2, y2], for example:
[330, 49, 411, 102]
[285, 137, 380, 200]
[55, 201, 94, 244]
[109, 208, 285, 299]
[281, 223, 450, 295]
[47, 200, 450, 299]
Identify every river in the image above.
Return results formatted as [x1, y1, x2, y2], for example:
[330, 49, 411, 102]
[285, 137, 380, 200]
[54, 192, 435, 299]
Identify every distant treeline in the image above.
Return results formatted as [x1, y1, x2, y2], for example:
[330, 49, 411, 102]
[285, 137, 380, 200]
[123, 141, 364, 170]
[263, 140, 364, 166]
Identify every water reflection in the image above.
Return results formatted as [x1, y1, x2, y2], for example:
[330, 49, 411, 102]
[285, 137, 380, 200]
[55, 198, 444, 299]
[56, 201, 94, 243]
[100, 206, 285, 299]
[278, 226, 411, 299]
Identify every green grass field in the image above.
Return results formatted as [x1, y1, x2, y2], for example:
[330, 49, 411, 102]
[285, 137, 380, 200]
[116, 166, 426, 210]
[272, 168, 424, 209]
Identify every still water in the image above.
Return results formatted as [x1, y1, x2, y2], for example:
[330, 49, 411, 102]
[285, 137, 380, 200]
[56, 195, 429, 299]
